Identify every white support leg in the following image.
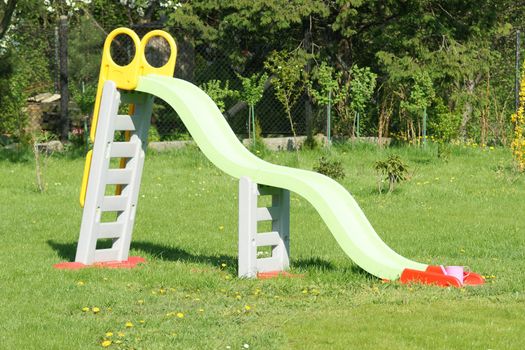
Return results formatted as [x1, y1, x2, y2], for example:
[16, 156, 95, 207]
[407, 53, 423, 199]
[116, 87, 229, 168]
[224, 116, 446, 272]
[238, 176, 290, 278]
[238, 177, 258, 278]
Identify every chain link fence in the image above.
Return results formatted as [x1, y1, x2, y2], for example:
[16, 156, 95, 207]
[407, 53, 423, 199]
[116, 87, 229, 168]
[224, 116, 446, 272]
[18, 20, 320, 143]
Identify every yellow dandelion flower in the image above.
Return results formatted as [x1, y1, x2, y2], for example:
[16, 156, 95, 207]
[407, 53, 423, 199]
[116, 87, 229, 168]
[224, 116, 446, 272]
[219, 226, 225, 230]
[117, 332, 125, 337]
[92, 307, 100, 314]
[244, 305, 251, 311]
[77, 281, 85, 286]
[198, 308, 204, 312]
[139, 320, 145, 324]
[221, 263, 227, 268]
[105, 332, 113, 337]
[101, 340, 112, 348]
[176, 312, 184, 318]
[125, 321, 133, 328]
[81, 307, 90, 312]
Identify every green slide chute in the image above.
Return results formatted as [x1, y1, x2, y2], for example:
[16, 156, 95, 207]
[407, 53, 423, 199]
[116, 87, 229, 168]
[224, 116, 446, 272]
[137, 75, 427, 281]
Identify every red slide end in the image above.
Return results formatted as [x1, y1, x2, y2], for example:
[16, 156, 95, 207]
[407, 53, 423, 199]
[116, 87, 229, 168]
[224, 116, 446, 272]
[400, 265, 485, 288]
[53, 256, 146, 270]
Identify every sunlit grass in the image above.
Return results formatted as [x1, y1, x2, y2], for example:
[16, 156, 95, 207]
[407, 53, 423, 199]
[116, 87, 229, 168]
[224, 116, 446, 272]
[0, 143, 524, 349]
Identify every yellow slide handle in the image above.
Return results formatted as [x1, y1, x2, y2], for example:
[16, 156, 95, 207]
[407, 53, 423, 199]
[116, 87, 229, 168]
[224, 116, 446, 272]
[80, 28, 177, 207]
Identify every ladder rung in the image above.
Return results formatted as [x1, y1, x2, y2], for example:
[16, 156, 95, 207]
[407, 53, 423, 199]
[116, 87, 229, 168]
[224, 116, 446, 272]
[97, 222, 124, 239]
[106, 169, 133, 185]
[94, 248, 119, 262]
[114, 115, 135, 131]
[101, 195, 128, 211]
[256, 231, 281, 247]
[256, 257, 280, 272]
[110, 142, 137, 158]
[257, 207, 279, 221]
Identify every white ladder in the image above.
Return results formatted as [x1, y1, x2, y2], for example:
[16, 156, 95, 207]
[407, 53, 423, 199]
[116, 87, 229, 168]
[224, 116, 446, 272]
[75, 80, 153, 264]
[238, 176, 290, 278]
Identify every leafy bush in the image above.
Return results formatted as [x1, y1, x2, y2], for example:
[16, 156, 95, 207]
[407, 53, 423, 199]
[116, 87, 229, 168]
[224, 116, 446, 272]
[374, 154, 409, 193]
[314, 157, 345, 180]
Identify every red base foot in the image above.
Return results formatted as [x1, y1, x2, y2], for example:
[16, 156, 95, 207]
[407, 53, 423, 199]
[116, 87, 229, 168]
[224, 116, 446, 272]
[53, 256, 146, 270]
[257, 271, 304, 279]
[400, 265, 485, 288]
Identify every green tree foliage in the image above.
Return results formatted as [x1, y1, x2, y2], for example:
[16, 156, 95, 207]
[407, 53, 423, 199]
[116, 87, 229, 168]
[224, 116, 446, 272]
[348, 65, 377, 136]
[237, 72, 268, 144]
[308, 62, 339, 107]
[199, 80, 238, 113]
[264, 50, 309, 147]
[1, 0, 524, 148]
[237, 72, 268, 107]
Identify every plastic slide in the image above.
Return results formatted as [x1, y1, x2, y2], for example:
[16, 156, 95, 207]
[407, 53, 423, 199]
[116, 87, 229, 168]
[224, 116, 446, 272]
[59, 27, 483, 287]
[137, 75, 430, 281]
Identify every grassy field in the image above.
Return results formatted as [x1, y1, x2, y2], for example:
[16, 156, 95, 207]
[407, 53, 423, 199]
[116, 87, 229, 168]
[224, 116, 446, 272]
[1, 143, 524, 349]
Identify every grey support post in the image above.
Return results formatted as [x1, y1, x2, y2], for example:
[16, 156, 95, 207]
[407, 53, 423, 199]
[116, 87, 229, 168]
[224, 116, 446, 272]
[74, 81, 153, 264]
[238, 176, 290, 278]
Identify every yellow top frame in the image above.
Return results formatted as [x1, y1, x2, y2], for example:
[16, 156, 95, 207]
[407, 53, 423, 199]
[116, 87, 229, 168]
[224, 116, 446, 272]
[89, 28, 177, 142]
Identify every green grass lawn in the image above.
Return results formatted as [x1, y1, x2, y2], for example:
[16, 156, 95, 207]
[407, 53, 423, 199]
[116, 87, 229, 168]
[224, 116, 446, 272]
[1, 143, 524, 349]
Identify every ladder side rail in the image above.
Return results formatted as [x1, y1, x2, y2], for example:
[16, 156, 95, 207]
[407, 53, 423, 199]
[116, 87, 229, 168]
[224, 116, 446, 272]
[113, 95, 154, 261]
[75, 81, 121, 264]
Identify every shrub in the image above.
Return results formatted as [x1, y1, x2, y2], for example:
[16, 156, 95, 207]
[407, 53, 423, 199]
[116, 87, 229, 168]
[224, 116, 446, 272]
[314, 157, 345, 180]
[374, 154, 409, 193]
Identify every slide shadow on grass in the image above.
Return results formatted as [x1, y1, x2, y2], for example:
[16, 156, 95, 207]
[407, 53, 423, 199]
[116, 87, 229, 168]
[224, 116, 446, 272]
[47, 239, 238, 268]
[133, 241, 238, 268]
[48, 239, 342, 273]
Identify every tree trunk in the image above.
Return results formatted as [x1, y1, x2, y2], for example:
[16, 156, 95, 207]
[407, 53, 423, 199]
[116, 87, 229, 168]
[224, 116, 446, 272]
[0, 0, 17, 41]
[459, 75, 481, 140]
[381, 96, 393, 144]
[303, 16, 314, 140]
[59, 16, 69, 142]
[175, 34, 195, 82]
